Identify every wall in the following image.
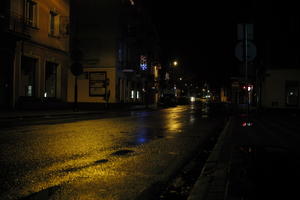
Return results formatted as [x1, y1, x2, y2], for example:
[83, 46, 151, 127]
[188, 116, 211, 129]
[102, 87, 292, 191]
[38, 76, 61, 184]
[11, 0, 70, 107]
[262, 69, 300, 108]
[67, 67, 116, 103]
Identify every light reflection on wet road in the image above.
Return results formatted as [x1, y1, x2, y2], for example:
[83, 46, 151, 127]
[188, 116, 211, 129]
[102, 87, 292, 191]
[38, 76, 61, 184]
[0, 105, 225, 200]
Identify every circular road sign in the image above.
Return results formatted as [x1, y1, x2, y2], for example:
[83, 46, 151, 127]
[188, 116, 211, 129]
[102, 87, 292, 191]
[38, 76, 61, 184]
[235, 41, 257, 62]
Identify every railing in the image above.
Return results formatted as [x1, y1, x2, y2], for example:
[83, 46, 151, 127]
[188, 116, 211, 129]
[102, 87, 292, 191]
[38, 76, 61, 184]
[1, 10, 31, 37]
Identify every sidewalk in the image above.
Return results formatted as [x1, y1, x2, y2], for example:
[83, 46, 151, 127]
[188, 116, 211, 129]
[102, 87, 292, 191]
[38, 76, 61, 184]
[187, 116, 233, 200]
[187, 111, 300, 200]
[0, 104, 158, 120]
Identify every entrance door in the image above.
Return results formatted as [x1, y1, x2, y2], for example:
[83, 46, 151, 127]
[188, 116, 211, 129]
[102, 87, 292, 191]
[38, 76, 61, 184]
[20, 56, 37, 97]
[0, 51, 13, 109]
[45, 62, 58, 98]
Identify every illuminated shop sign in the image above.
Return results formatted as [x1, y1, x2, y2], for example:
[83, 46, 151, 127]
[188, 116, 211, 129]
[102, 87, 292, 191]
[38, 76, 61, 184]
[140, 55, 147, 70]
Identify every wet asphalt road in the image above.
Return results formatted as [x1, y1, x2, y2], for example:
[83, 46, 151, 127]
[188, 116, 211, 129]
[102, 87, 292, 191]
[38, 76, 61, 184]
[0, 104, 226, 200]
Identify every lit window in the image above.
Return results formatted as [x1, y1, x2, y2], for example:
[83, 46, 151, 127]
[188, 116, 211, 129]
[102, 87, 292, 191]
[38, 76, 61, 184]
[286, 81, 299, 106]
[49, 10, 60, 36]
[131, 90, 135, 99]
[27, 85, 33, 96]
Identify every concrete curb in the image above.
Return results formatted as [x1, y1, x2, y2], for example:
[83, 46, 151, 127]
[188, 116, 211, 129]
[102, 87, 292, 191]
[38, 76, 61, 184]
[135, 119, 229, 200]
[0, 111, 105, 120]
[187, 117, 233, 200]
[0, 105, 160, 120]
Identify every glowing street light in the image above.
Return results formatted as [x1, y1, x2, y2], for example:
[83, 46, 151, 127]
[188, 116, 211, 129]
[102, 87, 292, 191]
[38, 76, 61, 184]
[172, 61, 178, 67]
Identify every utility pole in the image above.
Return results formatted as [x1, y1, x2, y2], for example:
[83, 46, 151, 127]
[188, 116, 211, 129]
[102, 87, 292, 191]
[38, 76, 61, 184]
[70, 0, 83, 111]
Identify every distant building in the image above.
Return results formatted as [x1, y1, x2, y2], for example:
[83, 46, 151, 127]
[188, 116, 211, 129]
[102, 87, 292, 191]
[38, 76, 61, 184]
[254, 8, 300, 110]
[0, 0, 70, 109]
[229, 2, 300, 110]
[258, 69, 300, 109]
[68, 0, 160, 107]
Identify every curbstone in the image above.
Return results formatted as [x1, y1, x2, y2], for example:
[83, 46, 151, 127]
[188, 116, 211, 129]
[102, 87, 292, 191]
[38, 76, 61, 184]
[187, 117, 233, 200]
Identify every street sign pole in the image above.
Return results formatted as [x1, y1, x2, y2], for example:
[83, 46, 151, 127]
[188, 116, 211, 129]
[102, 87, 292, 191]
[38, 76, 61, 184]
[243, 24, 250, 120]
[236, 24, 256, 120]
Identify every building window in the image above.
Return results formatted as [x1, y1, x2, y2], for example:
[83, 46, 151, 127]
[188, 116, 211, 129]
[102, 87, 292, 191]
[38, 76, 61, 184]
[25, 0, 38, 28]
[21, 56, 37, 97]
[45, 62, 58, 98]
[129, 0, 135, 5]
[49, 10, 60, 36]
[286, 81, 299, 106]
[89, 72, 106, 96]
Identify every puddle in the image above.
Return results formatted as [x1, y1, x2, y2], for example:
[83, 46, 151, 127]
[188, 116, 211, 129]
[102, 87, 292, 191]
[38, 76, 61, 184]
[120, 127, 166, 147]
[61, 159, 109, 173]
[20, 185, 60, 200]
[111, 149, 135, 156]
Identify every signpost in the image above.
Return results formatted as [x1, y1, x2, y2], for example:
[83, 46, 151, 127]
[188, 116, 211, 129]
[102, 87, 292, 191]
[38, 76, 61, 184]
[235, 24, 256, 121]
[235, 41, 256, 62]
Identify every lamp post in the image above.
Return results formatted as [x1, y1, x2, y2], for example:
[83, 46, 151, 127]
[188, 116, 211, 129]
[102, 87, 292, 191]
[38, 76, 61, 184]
[170, 60, 178, 99]
[70, 0, 83, 111]
[171, 60, 178, 81]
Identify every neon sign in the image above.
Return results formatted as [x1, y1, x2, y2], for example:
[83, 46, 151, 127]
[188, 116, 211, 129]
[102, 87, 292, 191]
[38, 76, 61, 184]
[140, 55, 147, 70]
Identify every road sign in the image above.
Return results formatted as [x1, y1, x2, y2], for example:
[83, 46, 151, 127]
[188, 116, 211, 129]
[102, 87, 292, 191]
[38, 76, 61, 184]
[237, 24, 254, 40]
[70, 62, 83, 76]
[235, 41, 257, 62]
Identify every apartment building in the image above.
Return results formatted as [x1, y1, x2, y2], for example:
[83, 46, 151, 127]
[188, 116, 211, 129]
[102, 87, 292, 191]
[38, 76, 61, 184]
[0, 0, 70, 109]
[68, 0, 160, 106]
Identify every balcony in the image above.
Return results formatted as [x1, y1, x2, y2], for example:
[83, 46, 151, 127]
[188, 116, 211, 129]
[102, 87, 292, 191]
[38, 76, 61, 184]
[0, 10, 31, 39]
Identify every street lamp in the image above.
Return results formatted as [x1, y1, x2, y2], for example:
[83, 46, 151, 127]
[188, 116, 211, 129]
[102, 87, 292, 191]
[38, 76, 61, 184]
[172, 61, 178, 67]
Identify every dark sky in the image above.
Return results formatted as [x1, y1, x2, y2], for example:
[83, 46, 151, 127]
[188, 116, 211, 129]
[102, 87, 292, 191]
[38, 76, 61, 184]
[143, 0, 300, 86]
[142, 1, 243, 85]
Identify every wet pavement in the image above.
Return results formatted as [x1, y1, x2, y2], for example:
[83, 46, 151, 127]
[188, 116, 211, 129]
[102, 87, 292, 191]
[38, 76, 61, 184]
[0, 104, 227, 200]
[186, 109, 300, 200]
[226, 111, 300, 200]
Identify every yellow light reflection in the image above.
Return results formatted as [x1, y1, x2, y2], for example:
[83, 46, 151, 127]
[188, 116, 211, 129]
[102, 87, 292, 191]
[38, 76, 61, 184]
[164, 107, 183, 132]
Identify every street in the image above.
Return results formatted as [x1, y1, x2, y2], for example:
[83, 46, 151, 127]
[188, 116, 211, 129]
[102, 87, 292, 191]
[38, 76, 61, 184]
[0, 104, 226, 200]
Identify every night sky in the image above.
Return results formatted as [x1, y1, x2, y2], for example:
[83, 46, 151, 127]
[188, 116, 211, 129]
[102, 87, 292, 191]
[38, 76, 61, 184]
[144, 0, 300, 86]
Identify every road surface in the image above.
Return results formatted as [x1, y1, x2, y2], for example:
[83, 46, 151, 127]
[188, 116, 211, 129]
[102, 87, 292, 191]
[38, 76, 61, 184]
[0, 104, 226, 200]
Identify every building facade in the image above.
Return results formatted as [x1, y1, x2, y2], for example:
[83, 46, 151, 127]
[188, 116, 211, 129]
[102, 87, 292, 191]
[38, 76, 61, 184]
[0, 0, 70, 109]
[68, 0, 160, 106]
[258, 69, 300, 109]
